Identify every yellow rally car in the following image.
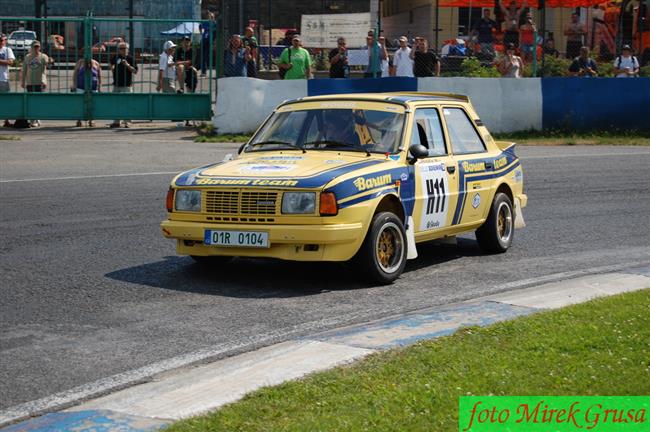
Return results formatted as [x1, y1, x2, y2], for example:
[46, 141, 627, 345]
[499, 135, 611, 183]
[161, 92, 527, 284]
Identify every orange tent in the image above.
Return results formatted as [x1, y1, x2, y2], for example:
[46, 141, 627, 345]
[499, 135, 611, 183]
[440, 0, 606, 7]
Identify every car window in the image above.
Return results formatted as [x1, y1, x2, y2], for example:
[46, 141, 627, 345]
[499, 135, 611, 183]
[249, 108, 405, 154]
[443, 107, 485, 154]
[410, 108, 447, 156]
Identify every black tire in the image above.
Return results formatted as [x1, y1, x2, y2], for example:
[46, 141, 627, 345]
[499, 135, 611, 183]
[354, 212, 407, 285]
[190, 255, 233, 268]
[475, 192, 514, 253]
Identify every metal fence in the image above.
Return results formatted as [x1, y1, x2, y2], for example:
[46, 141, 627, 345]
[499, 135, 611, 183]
[0, 16, 219, 121]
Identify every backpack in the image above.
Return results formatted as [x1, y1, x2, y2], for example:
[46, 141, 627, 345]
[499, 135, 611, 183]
[615, 55, 639, 76]
[278, 48, 291, 79]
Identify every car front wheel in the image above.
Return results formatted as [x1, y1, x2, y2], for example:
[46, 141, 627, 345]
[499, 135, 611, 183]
[354, 212, 407, 285]
[475, 192, 514, 253]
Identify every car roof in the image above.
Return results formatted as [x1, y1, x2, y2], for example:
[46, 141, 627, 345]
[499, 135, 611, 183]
[284, 92, 469, 106]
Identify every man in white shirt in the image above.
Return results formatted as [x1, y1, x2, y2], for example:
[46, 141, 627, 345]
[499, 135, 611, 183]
[393, 36, 414, 77]
[0, 33, 16, 127]
[613, 45, 640, 78]
[157, 40, 178, 93]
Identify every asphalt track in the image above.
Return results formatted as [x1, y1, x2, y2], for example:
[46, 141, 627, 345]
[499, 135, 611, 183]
[1, 127, 649, 412]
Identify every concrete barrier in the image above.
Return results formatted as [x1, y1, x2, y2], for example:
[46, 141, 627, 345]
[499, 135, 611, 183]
[213, 77, 307, 134]
[213, 77, 649, 134]
[542, 78, 650, 131]
[417, 77, 543, 133]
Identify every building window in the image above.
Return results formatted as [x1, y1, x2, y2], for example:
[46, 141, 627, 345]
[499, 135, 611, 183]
[458, 7, 483, 36]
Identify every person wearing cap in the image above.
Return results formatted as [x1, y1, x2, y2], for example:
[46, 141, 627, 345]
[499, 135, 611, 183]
[0, 33, 16, 127]
[20, 40, 51, 127]
[497, 42, 524, 78]
[613, 45, 639, 78]
[393, 36, 413, 77]
[329, 37, 349, 78]
[223, 34, 250, 77]
[279, 35, 312, 80]
[109, 42, 137, 128]
[242, 27, 258, 78]
[157, 40, 178, 93]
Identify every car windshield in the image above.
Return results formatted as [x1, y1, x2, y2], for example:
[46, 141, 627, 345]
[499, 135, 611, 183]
[11, 32, 35, 40]
[247, 108, 405, 154]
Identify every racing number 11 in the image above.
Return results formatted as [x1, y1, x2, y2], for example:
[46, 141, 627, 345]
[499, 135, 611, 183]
[426, 178, 446, 214]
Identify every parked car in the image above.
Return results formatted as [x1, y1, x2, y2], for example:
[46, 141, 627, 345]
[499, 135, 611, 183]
[161, 92, 528, 284]
[7, 30, 37, 56]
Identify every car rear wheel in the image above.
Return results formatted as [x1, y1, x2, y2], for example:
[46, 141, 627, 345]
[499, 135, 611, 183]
[190, 255, 233, 268]
[354, 212, 407, 285]
[475, 192, 514, 253]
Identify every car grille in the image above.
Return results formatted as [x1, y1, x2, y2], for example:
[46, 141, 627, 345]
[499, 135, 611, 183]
[204, 190, 280, 215]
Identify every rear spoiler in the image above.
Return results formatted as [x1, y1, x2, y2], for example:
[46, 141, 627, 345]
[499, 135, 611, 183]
[495, 141, 517, 156]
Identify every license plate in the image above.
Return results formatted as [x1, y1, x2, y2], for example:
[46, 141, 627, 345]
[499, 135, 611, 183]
[204, 230, 269, 248]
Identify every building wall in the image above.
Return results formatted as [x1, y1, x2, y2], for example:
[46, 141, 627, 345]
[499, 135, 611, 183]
[0, 0, 200, 19]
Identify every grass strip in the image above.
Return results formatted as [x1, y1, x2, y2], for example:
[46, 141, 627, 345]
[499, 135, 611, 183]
[166, 289, 650, 432]
[494, 130, 650, 146]
[195, 134, 251, 143]
[0, 135, 21, 141]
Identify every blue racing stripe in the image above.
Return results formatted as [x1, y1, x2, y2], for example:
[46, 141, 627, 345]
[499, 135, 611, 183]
[452, 151, 520, 225]
[338, 187, 400, 209]
[175, 159, 386, 188]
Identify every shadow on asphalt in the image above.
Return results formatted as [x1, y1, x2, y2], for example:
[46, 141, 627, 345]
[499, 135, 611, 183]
[105, 238, 482, 298]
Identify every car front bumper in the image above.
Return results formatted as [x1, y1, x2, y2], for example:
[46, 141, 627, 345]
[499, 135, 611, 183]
[160, 219, 366, 261]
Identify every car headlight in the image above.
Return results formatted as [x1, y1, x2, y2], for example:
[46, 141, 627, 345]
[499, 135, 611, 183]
[175, 189, 201, 212]
[282, 192, 316, 214]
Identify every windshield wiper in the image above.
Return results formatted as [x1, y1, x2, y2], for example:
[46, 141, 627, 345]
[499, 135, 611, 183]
[247, 140, 306, 153]
[304, 140, 370, 157]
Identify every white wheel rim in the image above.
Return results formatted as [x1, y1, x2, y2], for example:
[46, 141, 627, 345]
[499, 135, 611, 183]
[497, 201, 513, 244]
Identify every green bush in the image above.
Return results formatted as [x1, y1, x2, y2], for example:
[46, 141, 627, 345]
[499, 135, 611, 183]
[597, 61, 616, 77]
[458, 57, 500, 77]
[640, 65, 650, 77]
[539, 55, 571, 77]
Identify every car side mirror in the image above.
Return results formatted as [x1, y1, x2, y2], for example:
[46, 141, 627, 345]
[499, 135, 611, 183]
[238, 143, 246, 154]
[409, 143, 428, 160]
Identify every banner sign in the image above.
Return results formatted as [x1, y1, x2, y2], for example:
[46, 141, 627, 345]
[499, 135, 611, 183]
[300, 13, 372, 48]
[459, 396, 649, 432]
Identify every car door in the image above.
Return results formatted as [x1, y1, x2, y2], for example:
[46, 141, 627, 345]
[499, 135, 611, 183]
[411, 107, 459, 236]
[441, 105, 495, 227]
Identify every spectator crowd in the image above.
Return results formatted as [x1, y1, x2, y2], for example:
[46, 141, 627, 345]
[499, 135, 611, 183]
[0, 6, 644, 128]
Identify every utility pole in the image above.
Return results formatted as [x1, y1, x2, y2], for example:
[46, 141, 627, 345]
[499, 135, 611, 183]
[370, 0, 379, 29]
[128, 0, 134, 50]
[239, 0, 244, 33]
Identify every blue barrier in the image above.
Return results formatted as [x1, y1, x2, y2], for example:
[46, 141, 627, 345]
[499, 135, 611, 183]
[542, 78, 650, 131]
[308, 77, 418, 96]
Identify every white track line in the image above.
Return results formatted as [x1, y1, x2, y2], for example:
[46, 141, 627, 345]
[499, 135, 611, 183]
[0, 172, 183, 183]
[522, 151, 650, 159]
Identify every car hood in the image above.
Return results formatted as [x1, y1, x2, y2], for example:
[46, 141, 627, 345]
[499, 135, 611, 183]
[173, 152, 391, 189]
